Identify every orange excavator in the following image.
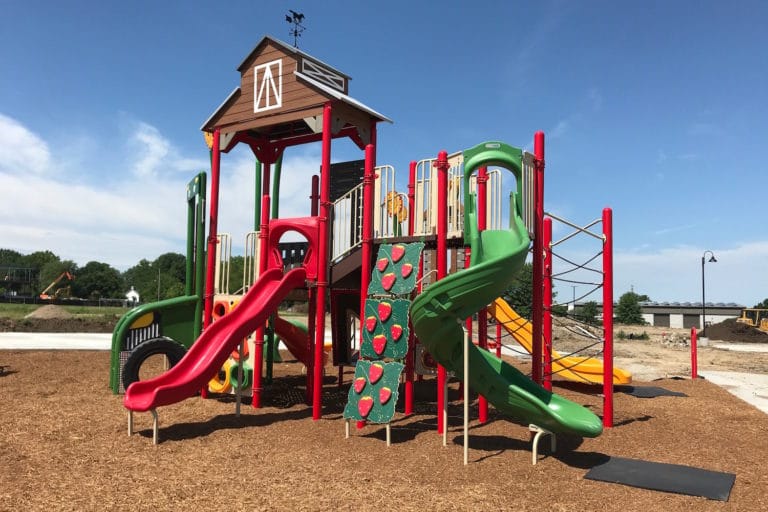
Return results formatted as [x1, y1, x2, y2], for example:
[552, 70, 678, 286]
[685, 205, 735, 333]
[39, 272, 74, 300]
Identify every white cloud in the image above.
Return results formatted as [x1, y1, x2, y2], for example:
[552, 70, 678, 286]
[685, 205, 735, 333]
[0, 115, 196, 269]
[550, 120, 569, 139]
[130, 122, 171, 177]
[0, 113, 51, 175]
[613, 242, 768, 307]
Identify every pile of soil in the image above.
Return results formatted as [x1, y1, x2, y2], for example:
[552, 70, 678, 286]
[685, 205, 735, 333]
[0, 315, 118, 333]
[24, 304, 73, 319]
[706, 318, 768, 343]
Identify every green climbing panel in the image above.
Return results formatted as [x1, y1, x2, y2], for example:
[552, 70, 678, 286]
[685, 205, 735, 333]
[361, 298, 410, 360]
[368, 243, 424, 296]
[343, 360, 404, 423]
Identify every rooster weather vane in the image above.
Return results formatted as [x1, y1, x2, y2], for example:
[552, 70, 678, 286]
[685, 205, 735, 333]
[285, 10, 306, 48]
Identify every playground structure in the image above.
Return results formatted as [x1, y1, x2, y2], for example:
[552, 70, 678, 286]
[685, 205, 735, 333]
[112, 36, 624, 450]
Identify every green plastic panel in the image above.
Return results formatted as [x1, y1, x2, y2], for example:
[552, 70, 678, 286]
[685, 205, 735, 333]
[368, 243, 424, 296]
[343, 360, 404, 423]
[361, 298, 410, 360]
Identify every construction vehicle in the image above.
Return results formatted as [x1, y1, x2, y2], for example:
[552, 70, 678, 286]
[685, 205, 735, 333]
[736, 308, 768, 333]
[39, 272, 74, 300]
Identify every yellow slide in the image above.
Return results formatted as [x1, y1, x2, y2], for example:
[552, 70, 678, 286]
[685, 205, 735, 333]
[489, 298, 632, 385]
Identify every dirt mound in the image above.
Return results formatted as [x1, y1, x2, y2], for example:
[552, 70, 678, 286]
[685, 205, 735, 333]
[0, 316, 117, 333]
[24, 305, 74, 319]
[706, 318, 768, 342]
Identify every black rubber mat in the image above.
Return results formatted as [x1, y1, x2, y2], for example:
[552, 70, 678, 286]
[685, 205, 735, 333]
[585, 456, 735, 501]
[616, 385, 687, 398]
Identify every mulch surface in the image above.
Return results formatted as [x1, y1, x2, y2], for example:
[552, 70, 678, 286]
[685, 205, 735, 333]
[1, 350, 767, 511]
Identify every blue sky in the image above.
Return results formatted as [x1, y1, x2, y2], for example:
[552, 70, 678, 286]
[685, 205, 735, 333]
[2, 1, 767, 306]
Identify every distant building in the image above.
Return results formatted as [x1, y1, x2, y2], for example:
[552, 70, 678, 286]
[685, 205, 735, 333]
[573, 301, 743, 329]
[639, 301, 743, 329]
[125, 286, 140, 306]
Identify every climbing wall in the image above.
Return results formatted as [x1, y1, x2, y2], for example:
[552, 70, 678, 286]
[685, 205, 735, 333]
[344, 243, 423, 424]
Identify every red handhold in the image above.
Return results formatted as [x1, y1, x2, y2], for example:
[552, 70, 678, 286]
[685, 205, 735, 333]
[365, 316, 377, 333]
[378, 302, 392, 322]
[372, 335, 387, 355]
[358, 396, 374, 417]
[381, 273, 396, 291]
[368, 363, 384, 384]
[391, 244, 405, 262]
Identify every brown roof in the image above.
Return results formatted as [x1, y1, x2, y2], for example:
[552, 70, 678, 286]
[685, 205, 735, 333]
[201, 36, 390, 151]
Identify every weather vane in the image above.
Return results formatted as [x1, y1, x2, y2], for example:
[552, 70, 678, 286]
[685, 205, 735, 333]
[285, 10, 306, 48]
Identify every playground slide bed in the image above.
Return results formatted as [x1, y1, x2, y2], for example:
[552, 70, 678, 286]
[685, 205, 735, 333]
[1, 350, 767, 511]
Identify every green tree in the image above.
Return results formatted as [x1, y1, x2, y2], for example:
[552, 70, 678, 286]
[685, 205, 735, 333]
[22, 250, 60, 290]
[502, 262, 533, 319]
[615, 291, 646, 325]
[122, 259, 156, 300]
[154, 253, 188, 300]
[754, 298, 768, 309]
[580, 300, 600, 325]
[73, 261, 124, 299]
[155, 252, 187, 283]
[229, 255, 245, 293]
[0, 248, 24, 266]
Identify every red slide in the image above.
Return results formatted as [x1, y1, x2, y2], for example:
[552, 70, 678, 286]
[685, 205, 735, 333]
[273, 315, 311, 366]
[124, 267, 307, 412]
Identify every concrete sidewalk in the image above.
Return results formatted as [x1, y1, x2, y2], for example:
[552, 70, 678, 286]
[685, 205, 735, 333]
[0, 332, 111, 350]
[0, 331, 335, 351]
[698, 371, 768, 415]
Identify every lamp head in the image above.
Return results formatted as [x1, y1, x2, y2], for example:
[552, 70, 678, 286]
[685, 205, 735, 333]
[709, 255, 717, 263]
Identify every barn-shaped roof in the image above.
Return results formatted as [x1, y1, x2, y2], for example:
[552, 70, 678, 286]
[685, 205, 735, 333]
[201, 35, 390, 152]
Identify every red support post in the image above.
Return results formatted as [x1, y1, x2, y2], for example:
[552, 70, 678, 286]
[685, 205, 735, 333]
[305, 287, 316, 404]
[251, 194, 270, 408]
[435, 150, 449, 434]
[602, 207, 614, 428]
[543, 217, 553, 392]
[312, 102, 333, 420]
[306, 175, 319, 403]
[408, 161, 416, 237]
[203, 128, 222, 331]
[476, 166, 489, 422]
[360, 145, 375, 339]
[532, 132, 545, 385]
[310, 175, 319, 217]
[405, 161, 417, 415]
[691, 327, 698, 379]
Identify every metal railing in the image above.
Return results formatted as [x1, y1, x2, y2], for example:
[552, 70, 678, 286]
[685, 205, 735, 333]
[242, 231, 259, 293]
[215, 233, 231, 294]
[412, 152, 504, 237]
[522, 151, 536, 237]
[331, 179, 363, 262]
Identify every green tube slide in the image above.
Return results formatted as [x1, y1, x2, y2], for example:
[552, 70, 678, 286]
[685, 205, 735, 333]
[409, 142, 602, 438]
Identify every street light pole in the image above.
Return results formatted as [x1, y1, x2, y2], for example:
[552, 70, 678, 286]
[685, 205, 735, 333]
[701, 250, 717, 338]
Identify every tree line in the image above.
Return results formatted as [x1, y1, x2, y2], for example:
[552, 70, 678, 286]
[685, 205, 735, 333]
[5, 248, 764, 317]
[0, 248, 246, 303]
